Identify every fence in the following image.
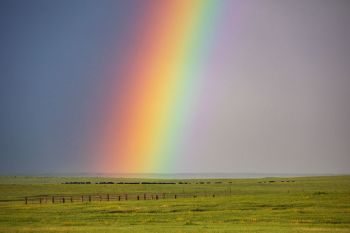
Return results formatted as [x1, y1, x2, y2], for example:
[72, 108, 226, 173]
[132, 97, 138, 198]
[23, 192, 223, 204]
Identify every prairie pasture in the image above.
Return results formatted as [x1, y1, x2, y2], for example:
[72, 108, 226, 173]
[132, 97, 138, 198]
[0, 176, 349, 232]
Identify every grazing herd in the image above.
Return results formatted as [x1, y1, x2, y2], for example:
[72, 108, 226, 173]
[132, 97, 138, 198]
[63, 181, 225, 185]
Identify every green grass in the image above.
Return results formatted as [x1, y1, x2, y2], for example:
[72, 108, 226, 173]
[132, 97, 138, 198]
[0, 176, 349, 232]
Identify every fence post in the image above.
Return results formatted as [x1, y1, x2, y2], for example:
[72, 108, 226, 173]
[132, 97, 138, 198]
[25, 197, 28, 205]
[70, 197, 73, 203]
[118, 195, 120, 201]
[89, 195, 91, 202]
[137, 195, 139, 200]
[62, 197, 65, 203]
[107, 194, 110, 201]
[39, 198, 42, 204]
[156, 195, 158, 200]
[125, 194, 128, 201]
[163, 193, 165, 199]
[52, 196, 55, 204]
[175, 194, 177, 199]
[81, 195, 84, 202]
[144, 193, 146, 200]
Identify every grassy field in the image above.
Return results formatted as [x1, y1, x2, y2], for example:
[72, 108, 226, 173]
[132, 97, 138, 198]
[0, 176, 349, 232]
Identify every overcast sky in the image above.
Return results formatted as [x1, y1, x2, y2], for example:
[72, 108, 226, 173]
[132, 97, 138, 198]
[1, 0, 349, 175]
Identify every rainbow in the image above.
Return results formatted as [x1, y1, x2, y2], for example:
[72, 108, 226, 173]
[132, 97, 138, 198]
[93, 0, 238, 173]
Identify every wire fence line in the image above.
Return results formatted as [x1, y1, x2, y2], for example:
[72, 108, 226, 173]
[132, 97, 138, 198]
[23, 191, 233, 204]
